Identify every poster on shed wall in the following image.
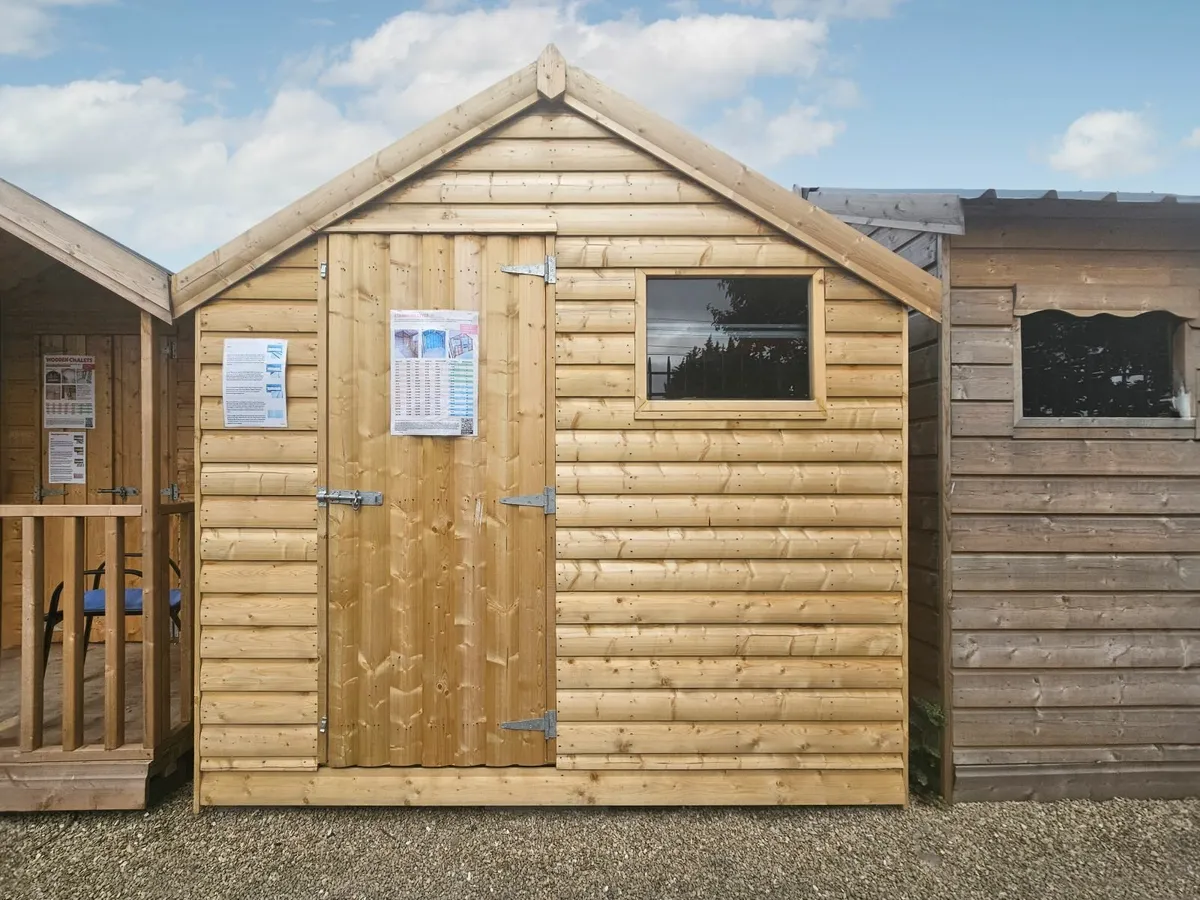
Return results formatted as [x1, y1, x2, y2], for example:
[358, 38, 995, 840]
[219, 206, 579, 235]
[48, 431, 87, 484]
[390, 309, 479, 437]
[43, 355, 96, 429]
[222, 338, 289, 428]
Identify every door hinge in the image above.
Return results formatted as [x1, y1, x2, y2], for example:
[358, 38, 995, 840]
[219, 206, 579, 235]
[499, 486, 555, 515]
[161, 483, 180, 502]
[319, 262, 328, 279]
[501, 710, 556, 740]
[97, 486, 140, 500]
[319, 716, 328, 734]
[316, 488, 383, 509]
[500, 254, 556, 284]
[34, 484, 66, 502]
[162, 337, 178, 360]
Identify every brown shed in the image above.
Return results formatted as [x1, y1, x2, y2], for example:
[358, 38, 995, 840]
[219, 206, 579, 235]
[182, 47, 942, 807]
[808, 187, 1200, 802]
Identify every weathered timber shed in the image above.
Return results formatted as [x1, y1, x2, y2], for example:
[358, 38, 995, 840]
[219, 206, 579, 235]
[181, 46, 942, 808]
[0, 178, 196, 811]
[806, 186, 1200, 802]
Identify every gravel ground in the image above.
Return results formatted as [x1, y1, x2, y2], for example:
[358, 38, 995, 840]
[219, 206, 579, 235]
[1, 782, 1196, 900]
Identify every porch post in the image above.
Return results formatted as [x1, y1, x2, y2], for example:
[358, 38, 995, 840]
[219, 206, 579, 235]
[140, 311, 168, 748]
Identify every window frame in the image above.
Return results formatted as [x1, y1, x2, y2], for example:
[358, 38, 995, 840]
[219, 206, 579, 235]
[1011, 310, 1197, 437]
[633, 267, 827, 420]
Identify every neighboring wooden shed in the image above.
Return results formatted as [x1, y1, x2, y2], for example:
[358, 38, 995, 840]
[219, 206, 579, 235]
[808, 187, 1200, 802]
[181, 47, 942, 807]
[0, 179, 196, 810]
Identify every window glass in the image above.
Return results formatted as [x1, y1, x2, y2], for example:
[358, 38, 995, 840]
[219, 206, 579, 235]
[646, 276, 811, 401]
[1020, 310, 1180, 418]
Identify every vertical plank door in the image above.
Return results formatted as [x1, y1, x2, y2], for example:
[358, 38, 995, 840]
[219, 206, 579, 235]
[326, 232, 550, 768]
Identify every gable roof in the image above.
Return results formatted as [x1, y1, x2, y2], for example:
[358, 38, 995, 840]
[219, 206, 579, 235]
[0, 178, 172, 322]
[173, 46, 942, 321]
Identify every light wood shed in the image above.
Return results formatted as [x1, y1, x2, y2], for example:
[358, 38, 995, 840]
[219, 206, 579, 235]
[808, 187, 1200, 802]
[0, 179, 196, 810]
[181, 46, 942, 807]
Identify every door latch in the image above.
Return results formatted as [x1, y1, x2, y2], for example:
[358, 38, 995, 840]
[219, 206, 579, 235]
[97, 486, 140, 500]
[316, 488, 383, 509]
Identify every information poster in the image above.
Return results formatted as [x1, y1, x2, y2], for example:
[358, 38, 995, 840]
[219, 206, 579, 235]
[44, 355, 96, 428]
[390, 309, 479, 436]
[48, 431, 87, 484]
[222, 338, 288, 428]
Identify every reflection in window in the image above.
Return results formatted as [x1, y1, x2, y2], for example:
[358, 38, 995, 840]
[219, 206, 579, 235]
[646, 276, 811, 401]
[1020, 310, 1181, 418]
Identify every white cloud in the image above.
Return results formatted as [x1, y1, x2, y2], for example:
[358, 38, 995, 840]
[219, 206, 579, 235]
[1184, 127, 1200, 149]
[0, 0, 108, 56]
[1049, 110, 1158, 179]
[710, 97, 843, 166]
[735, 0, 901, 18]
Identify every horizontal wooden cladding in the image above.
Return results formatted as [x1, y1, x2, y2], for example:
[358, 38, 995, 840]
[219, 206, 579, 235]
[825, 334, 904, 366]
[556, 333, 634, 364]
[557, 689, 904, 722]
[394, 171, 714, 205]
[557, 462, 903, 495]
[556, 365, 632, 397]
[200, 528, 318, 561]
[488, 114, 616, 140]
[1016, 283, 1200, 319]
[555, 398, 904, 431]
[199, 725, 318, 758]
[557, 624, 903, 657]
[556, 236, 828, 268]
[199, 692, 318, 724]
[200, 497, 316, 528]
[198, 301, 317, 332]
[952, 248, 1200, 288]
[950, 477, 1200, 515]
[336, 203, 770, 236]
[554, 365, 903, 399]
[557, 560, 903, 592]
[827, 365, 903, 397]
[951, 515, 1200, 553]
[199, 562, 318, 594]
[200, 758, 319, 772]
[217, 269, 318, 301]
[950, 365, 1013, 401]
[555, 495, 902, 528]
[556, 430, 903, 462]
[556, 301, 634, 332]
[953, 708, 1200, 747]
[949, 288, 1014, 326]
[951, 630, 1200, 668]
[199, 659, 318, 691]
[556, 722, 905, 754]
[951, 762, 1200, 803]
[444, 139, 666, 171]
[952, 214, 1200, 252]
[951, 553, 1200, 592]
[200, 365, 317, 398]
[950, 328, 1014, 365]
[200, 397, 319, 431]
[200, 432, 318, 464]
[557, 657, 904, 689]
[953, 744, 1200, 767]
[199, 334, 318, 365]
[555, 269, 635, 299]
[555, 592, 903, 625]
[953, 670, 1200, 708]
[950, 592, 1200, 630]
[825, 301, 903, 333]
[952, 439, 1200, 476]
[950, 403, 1014, 437]
[199, 625, 320, 659]
[200, 594, 318, 627]
[556, 527, 902, 560]
[557, 753, 903, 771]
[199, 464, 318, 496]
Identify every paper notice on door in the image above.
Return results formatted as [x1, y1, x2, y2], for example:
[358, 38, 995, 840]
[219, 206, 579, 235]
[48, 431, 87, 484]
[390, 309, 479, 437]
[222, 338, 288, 428]
[44, 355, 96, 429]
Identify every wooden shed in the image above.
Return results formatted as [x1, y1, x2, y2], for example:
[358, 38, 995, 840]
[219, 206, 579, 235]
[808, 187, 1200, 802]
[181, 46, 942, 808]
[0, 179, 196, 810]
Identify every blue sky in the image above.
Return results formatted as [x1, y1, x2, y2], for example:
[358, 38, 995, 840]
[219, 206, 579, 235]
[1, 0, 1197, 269]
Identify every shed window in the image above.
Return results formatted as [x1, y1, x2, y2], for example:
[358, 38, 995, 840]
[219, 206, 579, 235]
[645, 276, 812, 402]
[1020, 310, 1182, 418]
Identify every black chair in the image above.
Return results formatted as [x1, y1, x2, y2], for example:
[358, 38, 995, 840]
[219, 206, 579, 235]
[43, 554, 183, 667]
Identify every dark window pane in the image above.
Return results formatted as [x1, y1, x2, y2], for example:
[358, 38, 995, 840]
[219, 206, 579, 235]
[1020, 310, 1180, 418]
[646, 276, 810, 401]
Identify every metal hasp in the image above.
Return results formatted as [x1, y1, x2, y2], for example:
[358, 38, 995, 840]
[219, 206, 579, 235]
[499, 486, 555, 515]
[161, 483, 181, 502]
[97, 486, 140, 500]
[317, 488, 384, 510]
[501, 710, 557, 739]
[33, 484, 66, 502]
[500, 254, 557, 284]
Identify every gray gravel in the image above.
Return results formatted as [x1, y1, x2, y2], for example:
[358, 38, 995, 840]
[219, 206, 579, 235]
[1, 782, 1196, 900]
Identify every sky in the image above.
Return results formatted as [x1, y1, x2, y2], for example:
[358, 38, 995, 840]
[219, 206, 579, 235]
[1, 0, 1198, 271]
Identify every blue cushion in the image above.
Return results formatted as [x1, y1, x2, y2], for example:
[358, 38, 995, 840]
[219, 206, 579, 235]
[82, 587, 182, 615]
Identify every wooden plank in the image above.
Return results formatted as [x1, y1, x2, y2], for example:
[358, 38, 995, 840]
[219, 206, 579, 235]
[555, 302, 635, 333]
[557, 624, 902, 657]
[824, 271, 888, 301]
[952, 553, 1200, 592]
[19, 517, 45, 751]
[949, 402, 1014, 437]
[556, 527, 902, 559]
[178, 510, 195, 728]
[556, 753, 904, 770]
[950, 365, 1013, 401]
[948, 289, 1014, 326]
[199, 365, 318, 398]
[557, 656, 904, 689]
[952, 514, 1200, 553]
[826, 334, 904, 366]
[556, 431, 903, 462]
[555, 333, 635, 365]
[199, 433, 318, 464]
[950, 328, 1015, 364]
[199, 659, 319, 691]
[555, 495, 903, 527]
[949, 476, 1200, 513]
[200, 757, 319, 772]
[443, 139, 665, 171]
[199, 725, 318, 757]
[555, 269, 636, 300]
[953, 670, 1200, 708]
[103, 518, 126, 749]
[199, 562, 318, 594]
[200, 594, 318, 626]
[953, 745, 1200, 767]
[954, 214, 1200, 251]
[199, 692, 318, 725]
[200, 398, 319, 431]
[394, 170, 712, 204]
[555, 398, 904, 431]
[199, 464, 318, 496]
[952, 763, 1200, 803]
[825, 300, 903, 333]
[950, 591, 1200, 630]
[61, 516, 85, 751]
[826, 365, 904, 397]
[219, 269, 318, 301]
[556, 236, 825, 268]
[199, 625, 320, 659]
[555, 591, 903, 624]
[0, 505, 141, 518]
[951, 439, 1200, 476]
[556, 722, 905, 754]
[200, 528, 318, 561]
[954, 708, 1200, 747]
[557, 689, 904, 722]
[198, 301, 317, 333]
[489, 112, 609, 139]
[556, 462, 903, 495]
[199, 497, 316, 528]
[952, 630, 1199, 668]
[952, 249, 1200, 289]
[1016, 284, 1200, 319]
[555, 365, 634, 397]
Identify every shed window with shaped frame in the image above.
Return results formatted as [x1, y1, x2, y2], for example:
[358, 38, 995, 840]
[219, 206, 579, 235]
[633, 269, 826, 419]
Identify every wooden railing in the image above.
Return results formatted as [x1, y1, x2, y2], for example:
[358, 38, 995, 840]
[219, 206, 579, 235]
[2, 502, 195, 756]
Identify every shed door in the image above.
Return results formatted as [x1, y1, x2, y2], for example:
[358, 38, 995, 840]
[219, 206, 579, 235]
[325, 233, 551, 767]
